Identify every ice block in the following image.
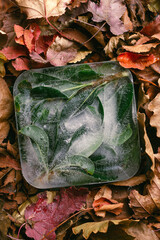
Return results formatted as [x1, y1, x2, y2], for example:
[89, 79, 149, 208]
[13, 61, 141, 188]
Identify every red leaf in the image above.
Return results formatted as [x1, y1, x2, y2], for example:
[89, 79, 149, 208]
[25, 187, 88, 240]
[141, 15, 160, 37]
[1, 46, 28, 60]
[30, 23, 41, 41]
[14, 24, 24, 38]
[12, 58, 30, 71]
[117, 52, 159, 70]
[35, 36, 53, 54]
[24, 29, 35, 53]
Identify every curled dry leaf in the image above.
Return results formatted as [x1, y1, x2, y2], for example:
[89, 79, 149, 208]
[123, 43, 160, 53]
[138, 112, 155, 171]
[0, 121, 10, 144]
[15, 0, 71, 19]
[117, 52, 158, 70]
[92, 186, 123, 217]
[148, 93, 160, 137]
[69, 50, 92, 63]
[137, 83, 150, 111]
[110, 175, 147, 187]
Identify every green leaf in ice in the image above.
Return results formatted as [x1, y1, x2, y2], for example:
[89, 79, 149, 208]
[19, 125, 49, 172]
[54, 155, 95, 175]
[111, 124, 132, 146]
[31, 86, 68, 99]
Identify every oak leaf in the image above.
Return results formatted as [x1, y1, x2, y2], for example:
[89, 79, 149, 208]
[15, 0, 71, 19]
[88, 0, 127, 35]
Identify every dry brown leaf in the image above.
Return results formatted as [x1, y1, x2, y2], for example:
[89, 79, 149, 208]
[3, 200, 17, 210]
[138, 112, 155, 171]
[0, 155, 21, 170]
[137, 83, 149, 111]
[110, 175, 147, 187]
[3, 169, 15, 186]
[122, 9, 133, 32]
[148, 93, 160, 137]
[123, 43, 159, 53]
[0, 121, 10, 144]
[12, 192, 27, 205]
[92, 186, 124, 217]
[61, 28, 95, 51]
[16, 0, 71, 19]
[0, 77, 13, 122]
[129, 153, 160, 218]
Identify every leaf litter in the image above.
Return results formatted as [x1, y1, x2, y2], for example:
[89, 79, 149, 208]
[0, 0, 160, 239]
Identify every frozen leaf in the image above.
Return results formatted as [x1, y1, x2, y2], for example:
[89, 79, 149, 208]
[92, 186, 123, 217]
[123, 43, 159, 53]
[148, 92, 160, 137]
[15, 0, 71, 19]
[0, 46, 28, 60]
[0, 77, 13, 121]
[88, 0, 127, 35]
[138, 113, 155, 171]
[12, 57, 30, 71]
[117, 52, 158, 70]
[24, 187, 88, 240]
[69, 51, 92, 63]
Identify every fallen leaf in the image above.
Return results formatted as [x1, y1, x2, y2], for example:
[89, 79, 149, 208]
[125, 0, 146, 28]
[14, 24, 24, 38]
[121, 9, 133, 32]
[88, 0, 127, 35]
[137, 83, 150, 111]
[24, 187, 88, 240]
[46, 36, 77, 66]
[12, 192, 27, 205]
[72, 220, 110, 239]
[30, 51, 48, 64]
[104, 34, 125, 58]
[16, 0, 71, 19]
[0, 45, 28, 60]
[69, 50, 92, 63]
[117, 52, 158, 70]
[3, 200, 17, 210]
[0, 31, 7, 49]
[148, 93, 160, 137]
[0, 52, 7, 77]
[61, 28, 95, 50]
[0, 208, 11, 238]
[0, 155, 21, 170]
[110, 175, 147, 186]
[68, 0, 88, 9]
[92, 186, 123, 217]
[12, 57, 30, 71]
[0, 77, 13, 121]
[0, 121, 10, 144]
[123, 43, 159, 53]
[72, 219, 128, 239]
[148, 0, 160, 13]
[138, 112, 155, 171]
[3, 169, 15, 187]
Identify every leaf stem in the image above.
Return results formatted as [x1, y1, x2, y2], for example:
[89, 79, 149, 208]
[41, 207, 93, 240]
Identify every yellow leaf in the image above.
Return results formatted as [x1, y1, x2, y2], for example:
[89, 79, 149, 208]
[16, 0, 71, 19]
[69, 51, 92, 63]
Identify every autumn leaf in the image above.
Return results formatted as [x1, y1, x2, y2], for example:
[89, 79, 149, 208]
[12, 57, 30, 71]
[117, 52, 158, 70]
[0, 46, 28, 60]
[148, 92, 160, 138]
[148, 0, 160, 13]
[92, 186, 124, 217]
[15, 0, 71, 19]
[24, 187, 88, 240]
[88, 0, 127, 35]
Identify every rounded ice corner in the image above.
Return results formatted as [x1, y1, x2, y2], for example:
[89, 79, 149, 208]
[13, 61, 141, 189]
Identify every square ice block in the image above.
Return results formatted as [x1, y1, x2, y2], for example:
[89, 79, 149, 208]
[13, 61, 140, 188]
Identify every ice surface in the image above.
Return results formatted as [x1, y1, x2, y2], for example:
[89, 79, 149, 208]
[13, 61, 141, 188]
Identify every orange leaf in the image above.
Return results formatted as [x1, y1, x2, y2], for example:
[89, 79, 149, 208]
[117, 52, 159, 70]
